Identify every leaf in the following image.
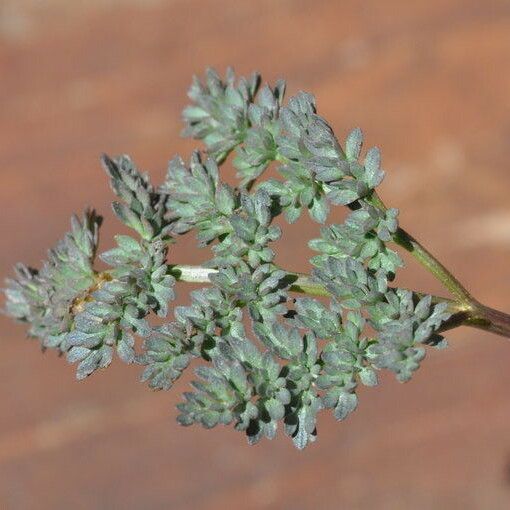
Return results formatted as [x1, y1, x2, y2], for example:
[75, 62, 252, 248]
[345, 127, 363, 160]
[363, 147, 385, 189]
[326, 180, 368, 206]
[334, 392, 358, 421]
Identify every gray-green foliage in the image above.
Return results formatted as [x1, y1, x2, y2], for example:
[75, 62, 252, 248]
[4, 210, 101, 351]
[182, 68, 260, 162]
[4, 67, 453, 448]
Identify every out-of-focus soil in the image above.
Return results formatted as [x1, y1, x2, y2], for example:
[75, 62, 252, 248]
[1, 1, 510, 508]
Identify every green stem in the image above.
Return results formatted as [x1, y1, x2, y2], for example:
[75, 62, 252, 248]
[170, 264, 447, 301]
[365, 190, 473, 305]
[168, 264, 510, 338]
[392, 227, 474, 305]
[169, 265, 330, 297]
[365, 191, 510, 337]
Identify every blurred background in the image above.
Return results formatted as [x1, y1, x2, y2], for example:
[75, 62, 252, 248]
[1, 0, 510, 508]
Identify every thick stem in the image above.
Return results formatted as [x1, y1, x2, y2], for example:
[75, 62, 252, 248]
[465, 303, 510, 338]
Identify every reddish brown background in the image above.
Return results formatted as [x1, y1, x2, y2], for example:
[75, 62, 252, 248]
[1, 1, 510, 508]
